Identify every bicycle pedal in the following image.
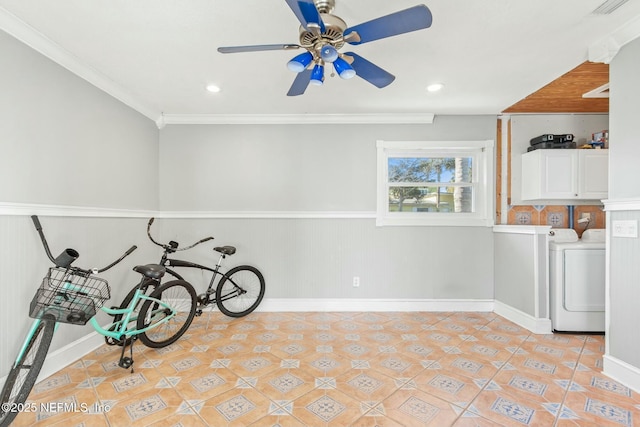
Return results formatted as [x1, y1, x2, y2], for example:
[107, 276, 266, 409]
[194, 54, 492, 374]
[195, 309, 203, 317]
[118, 357, 134, 369]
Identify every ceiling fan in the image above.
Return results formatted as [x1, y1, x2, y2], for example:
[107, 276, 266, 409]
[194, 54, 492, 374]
[217, 0, 433, 96]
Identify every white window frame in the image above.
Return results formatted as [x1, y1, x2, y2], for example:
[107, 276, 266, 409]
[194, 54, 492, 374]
[376, 140, 494, 227]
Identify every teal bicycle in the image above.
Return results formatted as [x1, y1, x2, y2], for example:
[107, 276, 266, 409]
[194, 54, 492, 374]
[0, 216, 197, 427]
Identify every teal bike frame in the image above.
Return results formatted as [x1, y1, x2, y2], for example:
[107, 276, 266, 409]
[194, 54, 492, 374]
[13, 284, 177, 369]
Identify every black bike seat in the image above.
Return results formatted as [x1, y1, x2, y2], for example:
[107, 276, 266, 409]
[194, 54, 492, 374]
[214, 246, 236, 256]
[133, 264, 166, 280]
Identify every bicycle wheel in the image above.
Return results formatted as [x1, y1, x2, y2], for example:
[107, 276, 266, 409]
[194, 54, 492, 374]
[216, 265, 265, 317]
[106, 279, 158, 346]
[0, 315, 55, 427]
[137, 280, 197, 348]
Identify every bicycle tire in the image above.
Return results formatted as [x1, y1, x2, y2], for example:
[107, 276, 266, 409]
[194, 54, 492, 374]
[0, 315, 55, 427]
[137, 280, 197, 348]
[215, 265, 265, 318]
[106, 279, 158, 346]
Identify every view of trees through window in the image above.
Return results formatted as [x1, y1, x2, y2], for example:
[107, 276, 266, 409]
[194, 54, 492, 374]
[388, 157, 473, 213]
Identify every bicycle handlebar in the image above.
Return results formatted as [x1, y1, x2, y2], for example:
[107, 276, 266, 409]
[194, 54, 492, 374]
[147, 217, 214, 252]
[31, 215, 137, 273]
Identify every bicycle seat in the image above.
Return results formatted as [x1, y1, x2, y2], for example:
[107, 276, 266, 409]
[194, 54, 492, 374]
[133, 264, 166, 280]
[214, 246, 236, 256]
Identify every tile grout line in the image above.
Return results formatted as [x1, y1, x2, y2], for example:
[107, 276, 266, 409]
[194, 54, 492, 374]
[449, 313, 526, 425]
[552, 334, 587, 427]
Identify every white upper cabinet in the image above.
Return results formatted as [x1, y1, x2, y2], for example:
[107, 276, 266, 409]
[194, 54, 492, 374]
[521, 149, 608, 201]
[578, 150, 609, 199]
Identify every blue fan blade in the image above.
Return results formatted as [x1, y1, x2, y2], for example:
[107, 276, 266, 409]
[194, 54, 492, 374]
[287, 68, 313, 96]
[344, 5, 432, 45]
[285, 0, 325, 32]
[344, 52, 395, 88]
[218, 44, 301, 53]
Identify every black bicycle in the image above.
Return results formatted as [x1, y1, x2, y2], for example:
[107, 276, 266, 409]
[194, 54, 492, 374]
[112, 218, 265, 327]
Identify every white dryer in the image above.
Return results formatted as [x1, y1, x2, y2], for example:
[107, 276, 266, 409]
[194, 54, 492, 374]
[549, 228, 606, 333]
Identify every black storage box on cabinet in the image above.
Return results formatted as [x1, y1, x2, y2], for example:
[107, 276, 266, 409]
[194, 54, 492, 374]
[528, 134, 575, 151]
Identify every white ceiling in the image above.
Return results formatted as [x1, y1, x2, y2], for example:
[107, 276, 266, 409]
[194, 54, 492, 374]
[1, 0, 639, 123]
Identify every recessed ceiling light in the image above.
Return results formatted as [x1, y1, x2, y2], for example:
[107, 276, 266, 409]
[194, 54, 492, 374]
[427, 83, 444, 92]
[206, 84, 221, 93]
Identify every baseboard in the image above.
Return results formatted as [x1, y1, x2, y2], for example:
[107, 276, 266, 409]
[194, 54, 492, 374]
[603, 354, 640, 393]
[493, 300, 552, 334]
[257, 298, 495, 312]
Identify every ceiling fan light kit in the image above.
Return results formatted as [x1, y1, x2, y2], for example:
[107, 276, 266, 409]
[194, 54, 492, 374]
[217, 0, 432, 96]
[333, 57, 356, 79]
[310, 63, 325, 85]
[287, 51, 314, 72]
[320, 45, 339, 62]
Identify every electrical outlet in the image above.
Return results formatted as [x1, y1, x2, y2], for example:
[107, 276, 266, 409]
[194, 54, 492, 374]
[612, 220, 638, 238]
[353, 276, 360, 287]
[579, 212, 592, 220]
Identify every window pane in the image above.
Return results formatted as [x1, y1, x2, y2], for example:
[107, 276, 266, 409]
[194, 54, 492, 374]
[388, 186, 473, 213]
[388, 157, 473, 183]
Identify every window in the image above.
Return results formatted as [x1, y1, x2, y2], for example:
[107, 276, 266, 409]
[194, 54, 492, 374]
[376, 140, 494, 226]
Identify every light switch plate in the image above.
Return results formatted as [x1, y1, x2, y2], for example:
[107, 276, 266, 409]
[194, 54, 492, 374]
[612, 220, 638, 238]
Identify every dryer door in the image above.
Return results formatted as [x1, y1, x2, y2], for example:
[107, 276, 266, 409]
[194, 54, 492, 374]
[564, 249, 605, 311]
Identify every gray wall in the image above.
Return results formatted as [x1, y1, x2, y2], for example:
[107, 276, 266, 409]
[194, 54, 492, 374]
[150, 217, 494, 301]
[158, 117, 497, 302]
[0, 30, 159, 209]
[608, 37, 640, 368]
[609, 38, 640, 201]
[0, 30, 159, 376]
[159, 117, 496, 211]
[494, 232, 537, 315]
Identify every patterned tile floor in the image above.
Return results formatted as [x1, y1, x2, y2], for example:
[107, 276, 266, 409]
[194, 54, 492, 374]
[11, 311, 640, 426]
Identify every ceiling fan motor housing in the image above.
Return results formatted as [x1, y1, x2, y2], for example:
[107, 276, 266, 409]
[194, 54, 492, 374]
[299, 13, 348, 53]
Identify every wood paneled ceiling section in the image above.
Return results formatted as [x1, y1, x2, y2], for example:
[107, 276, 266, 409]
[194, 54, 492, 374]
[503, 61, 609, 113]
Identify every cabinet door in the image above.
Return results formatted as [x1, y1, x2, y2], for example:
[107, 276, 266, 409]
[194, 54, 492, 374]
[578, 150, 608, 200]
[539, 150, 578, 199]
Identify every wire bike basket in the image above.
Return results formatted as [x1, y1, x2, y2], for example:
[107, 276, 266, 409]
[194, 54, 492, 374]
[29, 267, 111, 325]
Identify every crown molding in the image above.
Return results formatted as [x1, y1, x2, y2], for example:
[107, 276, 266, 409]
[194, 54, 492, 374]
[0, 6, 160, 122]
[157, 113, 435, 127]
[588, 14, 640, 63]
